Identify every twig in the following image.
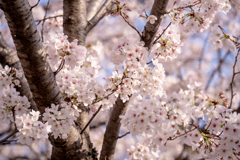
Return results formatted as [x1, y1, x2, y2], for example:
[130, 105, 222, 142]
[153, 22, 171, 45]
[120, 12, 141, 38]
[230, 49, 240, 108]
[230, 0, 240, 9]
[80, 105, 102, 134]
[12, 108, 17, 130]
[198, 32, 210, 70]
[117, 131, 130, 139]
[86, 0, 113, 33]
[30, 0, 41, 11]
[41, 0, 51, 42]
[0, 129, 18, 143]
[205, 50, 231, 91]
[53, 59, 65, 76]
[0, 104, 20, 143]
[35, 15, 63, 26]
[171, 1, 201, 11]
[166, 126, 197, 142]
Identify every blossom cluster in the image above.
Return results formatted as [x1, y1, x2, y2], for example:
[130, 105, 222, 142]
[0, 66, 52, 146]
[44, 33, 119, 110]
[42, 102, 81, 139]
[16, 111, 51, 146]
[168, 0, 231, 32]
[109, 37, 166, 102]
[208, 22, 238, 51]
[124, 82, 240, 159]
[150, 25, 182, 62]
[0, 66, 80, 145]
[44, 33, 86, 70]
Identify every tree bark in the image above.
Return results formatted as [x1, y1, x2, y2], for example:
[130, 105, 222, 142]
[100, 96, 130, 160]
[85, 0, 112, 34]
[142, 0, 169, 49]
[0, 0, 62, 114]
[63, 0, 87, 45]
[99, 0, 169, 159]
[61, 1, 97, 160]
[0, 0, 97, 159]
[0, 33, 37, 111]
[87, 0, 104, 21]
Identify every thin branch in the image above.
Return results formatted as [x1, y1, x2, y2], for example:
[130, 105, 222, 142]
[30, 0, 41, 11]
[35, 15, 63, 26]
[198, 32, 210, 70]
[166, 126, 197, 142]
[80, 105, 102, 134]
[41, 0, 51, 42]
[120, 12, 141, 38]
[86, 0, 112, 33]
[170, 1, 201, 11]
[230, 49, 240, 108]
[90, 121, 106, 129]
[117, 132, 130, 139]
[53, 59, 65, 76]
[0, 129, 18, 143]
[230, 0, 240, 9]
[153, 22, 171, 44]
[205, 50, 231, 91]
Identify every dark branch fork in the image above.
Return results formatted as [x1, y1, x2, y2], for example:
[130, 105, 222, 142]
[229, 49, 240, 108]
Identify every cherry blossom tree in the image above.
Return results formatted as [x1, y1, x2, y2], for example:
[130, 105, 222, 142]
[0, 0, 240, 160]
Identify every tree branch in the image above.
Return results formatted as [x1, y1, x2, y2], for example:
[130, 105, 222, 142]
[86, 0, 112, 34]
[63, 0, 87, 45]
[0, 33, 38, 111]
[120, 12, 141, 38]
[41, 0, 51, 42]
[205, 50, 231, 91]
[153, 22, 171, 44]
[0, 129, 18, 143]
[117, 131, 130, 139]
[100, 1, 170, 159]
[80, 105, 102, 134]
[35, 15, 63, 26]
[87, 0, 104, 21]
[0, 0, 63, 113]
[100, 96, 130, 160]
[141, 0, 169, 49]
[30, 0, 40, 11]
[230, 49, 240, 108]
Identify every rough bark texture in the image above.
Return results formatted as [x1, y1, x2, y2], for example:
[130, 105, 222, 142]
[87, 0, 104, 21]
[0, 33, 37, 111]
[63, 0, 87, 45]
[100, 96, 130, 160]
[0, 1, 96, 160]
[142, 0, 169, 49]
[0, 0, 62, 114]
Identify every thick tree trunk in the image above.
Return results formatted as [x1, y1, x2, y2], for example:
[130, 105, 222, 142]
[0, 0, 96, 159]
[63, 0, 87, 45]
[0, 0, 62, 113]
